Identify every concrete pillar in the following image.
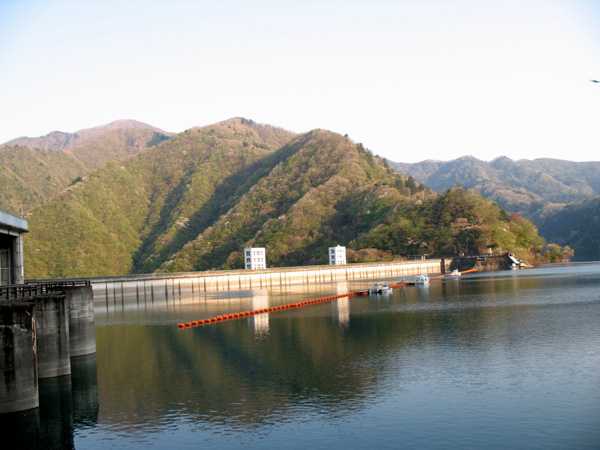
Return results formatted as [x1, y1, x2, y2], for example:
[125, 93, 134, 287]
[35, 294, 71, 378]
[64, 285, 96, 356]
[0, 301, 39, 413]
[12, 232, 24, 284]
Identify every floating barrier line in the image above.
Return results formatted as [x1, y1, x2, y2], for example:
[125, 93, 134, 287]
[177, 268, 478, 328]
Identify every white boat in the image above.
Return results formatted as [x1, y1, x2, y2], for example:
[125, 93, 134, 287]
[415, 274, 430, 285]
[369, 283, 393, 294]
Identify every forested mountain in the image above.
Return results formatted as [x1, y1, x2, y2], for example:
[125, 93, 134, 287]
[0, 123, 173, 215]
[391, 156, 600, 260]
[536, 197, 600, 262]
[2, 119, 170, 151]
[24, 118, 296, 277]
[21, 118, 554, 279]
[391, 156, 600, 215]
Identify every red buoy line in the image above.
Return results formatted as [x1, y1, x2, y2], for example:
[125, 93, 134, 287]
[177, 268, 478, 328]
[176, 292, 362, 328]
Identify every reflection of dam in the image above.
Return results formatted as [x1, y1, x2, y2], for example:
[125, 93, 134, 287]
[250, 293, 269, 334]
[92, 260, 442, 299]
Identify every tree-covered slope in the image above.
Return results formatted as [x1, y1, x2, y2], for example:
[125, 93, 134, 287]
[157, 131, 419, 272]
[0, 126, 172, 215]
[390, 156, 600, 260]
[24, 118, 296, 277]
[0, 145, 88, 215]
[535, 198, 600, 262]
[23, 119, 554, 279]
[131, 119, 297, 273]
[358, 186, 549, 264]
[391, 156, 600, 211]
[2, 119, 170, 150]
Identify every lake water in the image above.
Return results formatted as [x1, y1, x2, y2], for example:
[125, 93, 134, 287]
[9, 264, 600, 449]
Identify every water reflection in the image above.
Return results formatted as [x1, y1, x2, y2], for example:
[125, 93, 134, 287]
[82, 266, 600, 449]
[335, 296, 350, 327]
[94, 278, 386, 327]
[250, 292, 269, 335]
[39, 375, 74, 449]
[2, 354, 98, 450]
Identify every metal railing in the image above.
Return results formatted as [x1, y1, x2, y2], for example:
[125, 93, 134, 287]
[0, 280, 91, 301]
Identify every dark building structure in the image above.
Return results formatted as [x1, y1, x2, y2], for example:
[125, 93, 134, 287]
[0, 210, 28, 285]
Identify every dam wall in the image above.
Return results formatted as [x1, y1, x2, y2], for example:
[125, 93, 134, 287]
[91, 260, 443, 298]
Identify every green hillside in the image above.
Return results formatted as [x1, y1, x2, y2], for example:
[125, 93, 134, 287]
[156, 130, 419, 272]
[0, 145, 88, 215]
[24, 118, 296, 277]
[536, 198, 600, 262]
[3, 119, 170, 150]
[360, 186, 549, 265]
[22, 118, 555, 279]
[1, 126, 172, 215]
[391, 155, 600, 260]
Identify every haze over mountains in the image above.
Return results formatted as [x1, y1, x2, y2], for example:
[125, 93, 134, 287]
[2, 118, 557, 278]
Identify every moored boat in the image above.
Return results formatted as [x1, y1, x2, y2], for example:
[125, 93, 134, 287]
[369, 283, 393, 294]
[415, 274, 430, 285]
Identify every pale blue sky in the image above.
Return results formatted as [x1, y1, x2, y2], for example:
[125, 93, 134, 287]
[1, 0, 599, 162]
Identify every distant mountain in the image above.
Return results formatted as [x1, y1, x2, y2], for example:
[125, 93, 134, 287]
[536, 197, 600, 262]
[0, 123, 173, 215]
[392, 156, 600, 210]
[23, 118, 550, 279]
[2, 119, 172, 150]
[390, 156, 600, 260]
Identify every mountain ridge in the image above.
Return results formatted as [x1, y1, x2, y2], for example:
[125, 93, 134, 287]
[0, 125, 174, 216]
[390, 155, 600, 260]
[391, 156, 600, 208]
[2, 119, 174, 150]
[21, 119, 554, 278]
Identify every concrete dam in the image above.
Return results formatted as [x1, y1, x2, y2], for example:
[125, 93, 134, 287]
[91, 259, 444, 299]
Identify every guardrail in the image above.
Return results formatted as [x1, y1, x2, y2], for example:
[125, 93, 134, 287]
[0, 280, 91, 301]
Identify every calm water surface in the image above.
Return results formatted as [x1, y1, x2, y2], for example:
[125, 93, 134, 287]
[23, 265, 600, 448]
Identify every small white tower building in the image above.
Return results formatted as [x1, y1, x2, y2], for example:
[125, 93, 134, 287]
[329, 245, 346, 265]
[244, 247, 266, 270]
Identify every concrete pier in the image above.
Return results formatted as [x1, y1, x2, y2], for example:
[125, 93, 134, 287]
[0, 301, 39, 413]
[35, 294, 71, 378]
[2, 353, 100, 446]
[65, 285, 96, 357]
[0, 281, 95, 413]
